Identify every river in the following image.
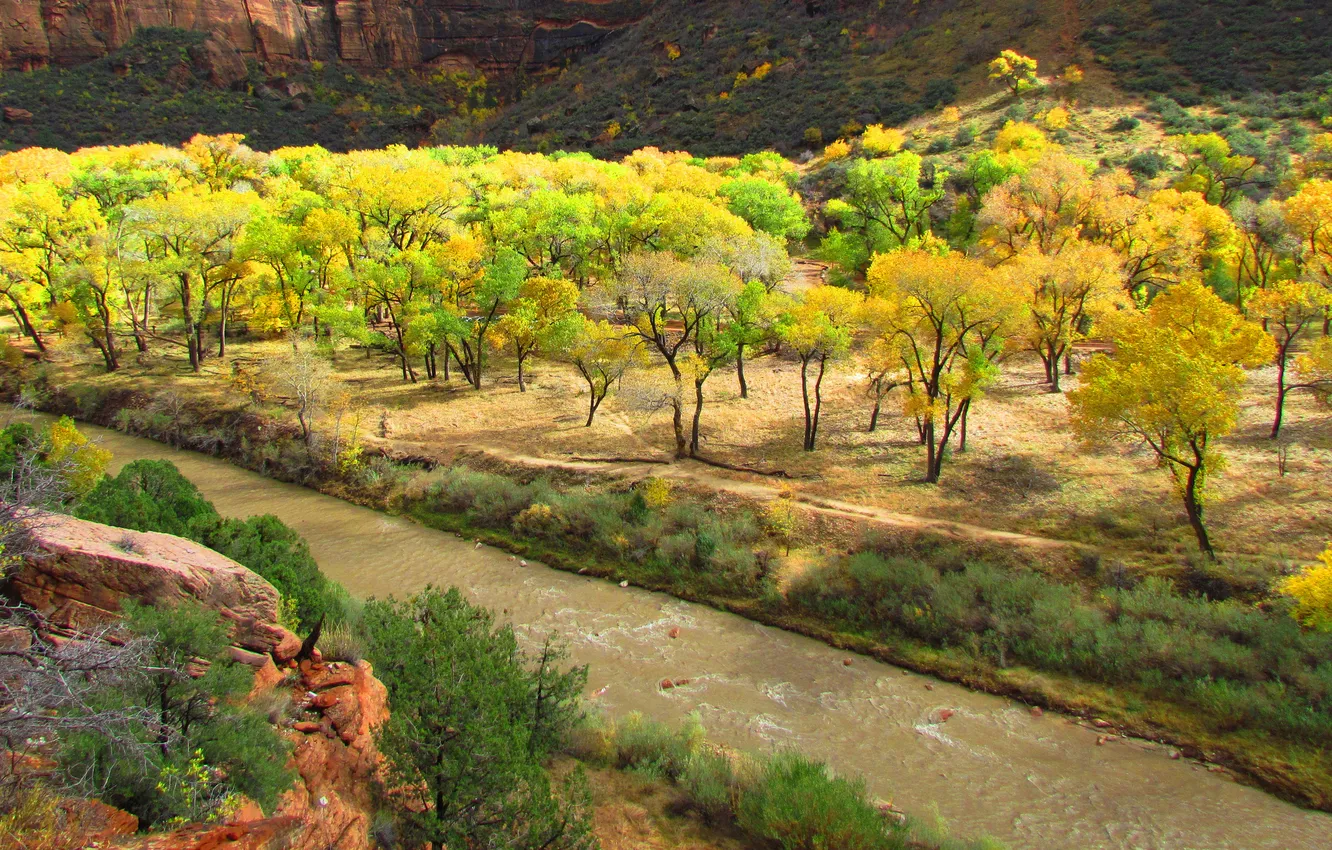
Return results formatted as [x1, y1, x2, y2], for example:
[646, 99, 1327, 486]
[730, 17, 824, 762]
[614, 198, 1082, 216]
[46, 417, 1331, 850]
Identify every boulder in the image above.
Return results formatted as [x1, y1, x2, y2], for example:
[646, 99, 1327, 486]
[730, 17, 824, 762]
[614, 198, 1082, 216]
[2, 106, 34, 124]
[12, 513, 299, 662]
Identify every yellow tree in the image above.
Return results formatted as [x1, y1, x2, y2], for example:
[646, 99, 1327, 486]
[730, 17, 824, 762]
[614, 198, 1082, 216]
[1090, 187, 1237, 299]
[1279, 545, 1332, 633]
[562, 319, 646, 426]
[989, 50, 1039, 96]
[1250, 281, 1332, 437]
[1069, 281, 1273, 559]
[777, 285, 863, 451]
[1171, 133, 1262, 208]
[866, 248, 1020, 482]
[994, 242, 1126, 391]
[978, 150, 1097, 259]
[128, 186, 253, 371]
[1283, 179, 1332, 333]
[491, 276, 582, 392]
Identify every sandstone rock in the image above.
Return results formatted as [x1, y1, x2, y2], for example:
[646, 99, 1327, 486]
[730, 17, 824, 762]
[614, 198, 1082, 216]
[277, 660, 387, 850]
[1, 1, 655, 76]
[3, 106, 34, 124]
[13, 513, 299, 662]
[1092, 718, 1114, 729]
[193, 36, 249, 90]
[1030, 706, 1043, 718]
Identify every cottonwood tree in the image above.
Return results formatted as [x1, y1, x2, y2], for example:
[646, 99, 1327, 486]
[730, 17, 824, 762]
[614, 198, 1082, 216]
[865, 247, 1020, 482]
[605, 252, 737, 457]
[1283, 178, 1332, 333]
[1250, 281, 1332, 438]
[562, 319, 645, 426]
[778, 285, 863, 451]
[492, 276, 581, 392]
[1069, 281, 1273, 560]
[862, 336, 907, 432]
[1171, 133, 1263, 208]
[989, 50, 1039, 96]
[825, 154, 948, 257]
[993, 242, 1125, 391]
[127, 186, 253, 371]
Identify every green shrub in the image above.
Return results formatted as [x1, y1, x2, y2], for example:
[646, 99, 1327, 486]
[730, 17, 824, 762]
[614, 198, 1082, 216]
[737, 751, 897, 850]
[60, 600, 293, 827]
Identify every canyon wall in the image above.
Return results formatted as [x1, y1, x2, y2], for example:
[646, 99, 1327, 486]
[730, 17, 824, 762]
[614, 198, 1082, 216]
[0, 0, 657, 73]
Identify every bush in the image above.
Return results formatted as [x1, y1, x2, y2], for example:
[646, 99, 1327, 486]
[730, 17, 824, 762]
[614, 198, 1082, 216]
[60, 600, 293, 827]
[1127, 151, 1170, 178]
[1111, 116, 1140, 132]
[737, 752, 896, 850]
[77, 460, 346, 632]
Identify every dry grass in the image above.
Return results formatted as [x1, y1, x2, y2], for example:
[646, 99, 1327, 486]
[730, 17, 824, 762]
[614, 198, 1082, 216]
[41, 324, 1332, 583]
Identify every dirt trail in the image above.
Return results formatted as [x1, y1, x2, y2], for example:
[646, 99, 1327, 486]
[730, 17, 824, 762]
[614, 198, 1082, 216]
[441, 440, 1073, 551]
[781, 258, 829, 294]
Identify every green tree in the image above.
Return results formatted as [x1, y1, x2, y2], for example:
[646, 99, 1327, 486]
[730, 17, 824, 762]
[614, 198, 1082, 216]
[361, 587, 592, 850]
[825, 154, 948, 259]
[1172, 133, 1263, 208]
[718, 176, 810, 242]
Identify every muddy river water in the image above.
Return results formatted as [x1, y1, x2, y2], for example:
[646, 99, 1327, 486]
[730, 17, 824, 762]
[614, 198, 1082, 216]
[51, 418, 1331, 849]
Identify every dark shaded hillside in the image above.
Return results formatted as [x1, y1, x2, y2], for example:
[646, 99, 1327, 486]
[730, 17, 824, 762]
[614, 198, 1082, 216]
[0, 30, 495, 152]
[3, 1, 1331, 153]
[1090, 1, 1332, 95]
[491, 0, 1332, 155]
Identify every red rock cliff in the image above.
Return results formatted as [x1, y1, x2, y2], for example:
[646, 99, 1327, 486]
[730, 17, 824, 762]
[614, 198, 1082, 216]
[0, 0, 657, 73]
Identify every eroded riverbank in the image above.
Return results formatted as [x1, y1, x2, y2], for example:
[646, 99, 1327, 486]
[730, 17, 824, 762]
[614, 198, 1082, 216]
[27, 414, 1331, 850]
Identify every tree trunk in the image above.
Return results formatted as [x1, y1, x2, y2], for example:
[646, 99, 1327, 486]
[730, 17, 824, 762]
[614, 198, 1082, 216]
[9, 300, 45, 353]
[923, 419, 939, 483]
[671, 394, 688, 458]
[1182, 463, 1216, 561]
[517, 352, 527, 392]
[586, 390, 602, 427]
[736, 344, 748, 398]
[808, 355, 827, 451]
[690, 377, 705, 456]
[800, 357, 814, 451]
[1271, 348, 1288, 439]
[957, 399, 970, 452]
[868, 396, 881, 432]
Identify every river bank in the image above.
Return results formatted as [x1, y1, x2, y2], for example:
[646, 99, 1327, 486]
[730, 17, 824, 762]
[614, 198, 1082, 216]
[10, 402, 1332, 850]
[25, 377, 1332, 815]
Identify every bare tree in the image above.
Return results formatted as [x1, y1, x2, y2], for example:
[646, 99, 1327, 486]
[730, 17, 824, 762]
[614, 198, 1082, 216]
[261, 348, 334, 447]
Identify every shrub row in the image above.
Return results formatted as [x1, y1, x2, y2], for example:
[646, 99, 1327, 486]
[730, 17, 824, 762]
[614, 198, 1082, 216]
[571, 712, 999, 850]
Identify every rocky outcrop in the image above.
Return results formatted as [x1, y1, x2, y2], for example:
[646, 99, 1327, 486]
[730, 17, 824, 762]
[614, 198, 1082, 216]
[10, 512, 301, 663]
[269, 656, 390, 850]
[7, 513, 389, 849]
[0, 0, 658, 74]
